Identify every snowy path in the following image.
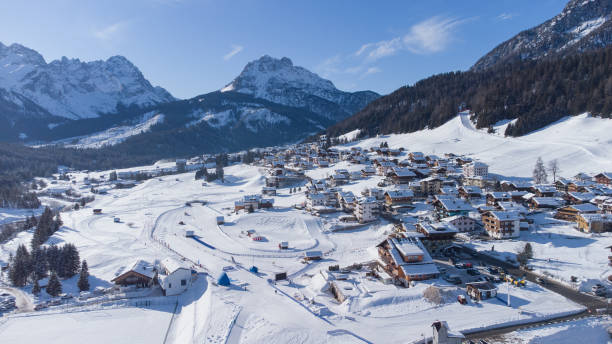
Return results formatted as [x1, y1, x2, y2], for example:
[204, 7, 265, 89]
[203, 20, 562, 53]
[0, 286, 33, 312]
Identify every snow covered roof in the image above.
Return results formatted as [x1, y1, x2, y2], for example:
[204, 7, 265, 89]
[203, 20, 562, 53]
[532, 197, 563, 207]
[398, 263, 439, 277]
[161, 257, 188, 274]
[385, 189, 414, 199]
[112, 259, 156, 281]
[437, 197, 474, 212]
[487, 211, 520, 221]
[391, 238, 424, 257]
[564, 203, 599, 212]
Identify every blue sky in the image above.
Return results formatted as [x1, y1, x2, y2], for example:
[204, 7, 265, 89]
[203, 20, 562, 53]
[0, 0, 567, 99]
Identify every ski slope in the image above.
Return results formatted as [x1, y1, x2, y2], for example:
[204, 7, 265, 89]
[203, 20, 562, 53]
[341, 112, 612, 178]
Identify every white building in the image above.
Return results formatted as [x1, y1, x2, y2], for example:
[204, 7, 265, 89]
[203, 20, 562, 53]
[442, 215, 477, 232]
[463, 161, 489, 178]
[355, 197, 379, 223]
[158, 258, 191, 296]
[306, 193, 326, 209]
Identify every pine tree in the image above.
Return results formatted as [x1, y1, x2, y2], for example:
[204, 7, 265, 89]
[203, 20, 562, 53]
[32, 279, 41, 295]
[532, 157, 548, 184]
[78, 260, 90, 292]
[46, 272, 62, 297]
[8, 244, 31, 287]
[523, 243, 534, 259]
[32, 247, 48, 281]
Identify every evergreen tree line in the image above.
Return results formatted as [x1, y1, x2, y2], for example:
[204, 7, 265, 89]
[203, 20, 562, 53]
[31, 207, 63, 249]
[8, 243, 81, 288]
[328, 45, 612, 138]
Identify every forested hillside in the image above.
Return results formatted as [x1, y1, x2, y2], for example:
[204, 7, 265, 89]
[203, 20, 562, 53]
[328, 46, 612, 138]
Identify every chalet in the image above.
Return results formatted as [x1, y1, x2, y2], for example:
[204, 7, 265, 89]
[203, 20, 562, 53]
[234, 195, 274, 212]
[355, 197, 379, 223]
[366, 187, 385, 200]
[376, 161, 396, 176]
[389, 167, 417, 185]
[330, 173, 348, 187]
[111, 259, 156, 287]
[576, 214, 612, 233]
[409, 152, 426, 163]
[531, 185, 557, 197]
[306, 193, 327, 210]
[486, 192, 511, 206]
[567, 181, 594, 193]
[419, 176, 442, 195]
[554, 178, 570, 193]
[466, 281, 497, 301]
[434, 195, 474, 218]
[415, 221, 457, 238]
[458, 186, 483, 200]
[565, 192, 595, 204]
[482, 211, 520, 239]
[384, 190, 414, 206]
[508, 191, 529, 203]
[361, 166, 376, 177]
[500, 181, 532, 192]
[594, 172, 612, 186]
[337, 191, 357, 211]
[441, 215, 477, 232]
[573, 172, 592, 182]
[158, 258, 191, 296]
[376, 237, 439, 286]
[601, 199, 612, 214]
[529, 197, 563, 210]
[262, 186, 277, 196]
[497, 202, 528, 215]
[554, 203, 600, 222]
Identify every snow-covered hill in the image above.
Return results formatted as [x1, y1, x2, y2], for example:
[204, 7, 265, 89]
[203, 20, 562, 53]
[341, 111, 612, 178]
[472, 0, 612, 70]
[222, 55, 379, 121]
[0, 42, 174, 120]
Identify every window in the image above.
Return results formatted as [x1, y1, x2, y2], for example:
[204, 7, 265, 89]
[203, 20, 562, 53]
[169, 283, 172, 288]
[181, 279, 187, 286]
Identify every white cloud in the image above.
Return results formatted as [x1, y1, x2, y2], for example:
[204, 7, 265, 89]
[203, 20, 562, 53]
[355, 16, 466, 60]
[94, 21, 128, 41]
[497, 13, 516, 21]
[223, 45, 243, 61]
[363, 66, 381, 76]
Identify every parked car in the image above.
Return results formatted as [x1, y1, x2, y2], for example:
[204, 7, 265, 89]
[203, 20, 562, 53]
[535, 277, 547, 285]
[486, 267, 499, 275]
[444, 275, 462, 285]
[466, 268, 480, 276]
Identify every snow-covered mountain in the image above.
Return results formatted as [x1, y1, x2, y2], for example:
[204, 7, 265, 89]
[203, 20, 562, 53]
[15, 55, 378, 156]
[472, 0, 612, 71]
[0, 42, 174, 120]
[221, 55, 379, 121]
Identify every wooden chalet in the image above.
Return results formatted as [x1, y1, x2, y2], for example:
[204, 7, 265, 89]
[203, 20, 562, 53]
[111, 259, 156, 287]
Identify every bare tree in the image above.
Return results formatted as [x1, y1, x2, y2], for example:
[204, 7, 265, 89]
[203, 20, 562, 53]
[533, 157, 548, 184]
[548, 159, 560, 182]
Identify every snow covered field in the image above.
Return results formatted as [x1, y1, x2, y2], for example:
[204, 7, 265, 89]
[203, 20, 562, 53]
[342, 112, 612, 178]
[465, 213, 612, 291]
[489, 316, 612, 344]
[0, 304, 175, 343]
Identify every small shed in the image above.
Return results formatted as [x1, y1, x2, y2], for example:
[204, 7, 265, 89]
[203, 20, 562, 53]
[93, 209, 102, 214]
[274, 272, 287, 281]
[304, 251, 323, 261]
[279, 241, 289, 250]
[216, 216, 224, 225]
[249, 266, 258, 274]
[466, 281, 497, 301]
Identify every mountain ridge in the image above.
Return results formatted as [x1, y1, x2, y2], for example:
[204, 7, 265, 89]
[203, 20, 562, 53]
[472, 0, 612, 71]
